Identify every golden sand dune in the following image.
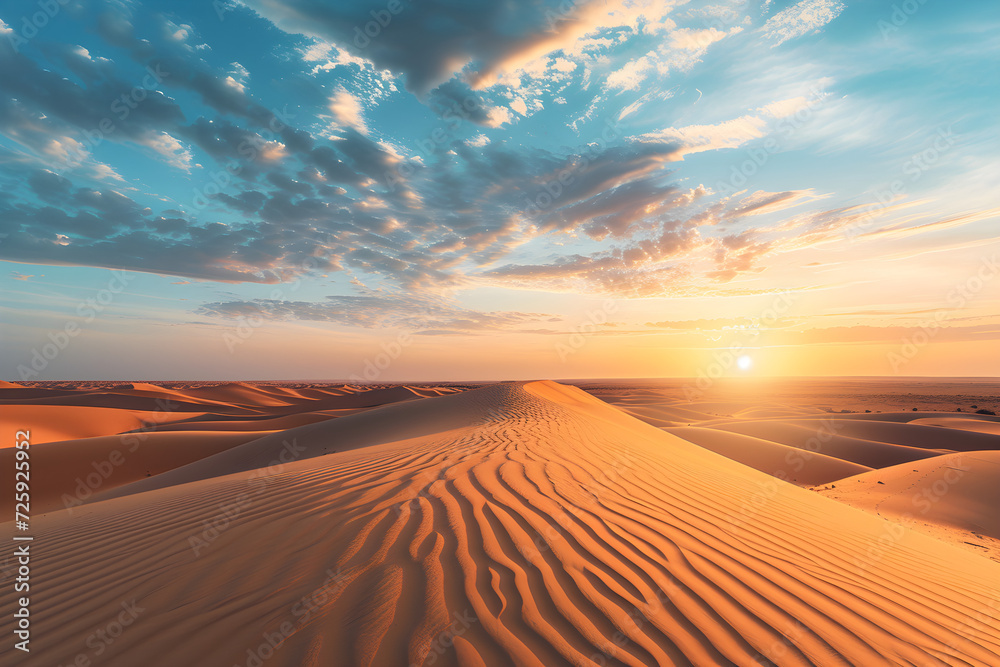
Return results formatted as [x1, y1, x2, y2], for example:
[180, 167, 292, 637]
[2, 381, 999, 666]
[0, 404, 206, 446]
[815, 450, 1000, 549]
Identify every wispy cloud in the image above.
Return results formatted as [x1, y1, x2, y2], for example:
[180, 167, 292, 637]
[761, 0, 845, 46]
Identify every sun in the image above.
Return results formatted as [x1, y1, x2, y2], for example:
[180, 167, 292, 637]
[737, 355, 753, 371]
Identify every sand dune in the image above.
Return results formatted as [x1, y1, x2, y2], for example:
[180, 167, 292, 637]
[784, 417, 1000, 452]
[2, 381, 999, 666]
[150, 411, 340, 432]
[169, 381, 309, 407]
[0, 404, 205, 446]
[911, 417, 1000, 437]
[0, 430, 268, 516]
[597, 400, 728, 427]
[815, 451, 1000, 553]
[3, 389, 250, 414]
[666, 426, 871, 486]
[708, 420, 945, 468]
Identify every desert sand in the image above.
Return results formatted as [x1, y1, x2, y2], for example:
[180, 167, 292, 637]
[1, 378, 999, 666]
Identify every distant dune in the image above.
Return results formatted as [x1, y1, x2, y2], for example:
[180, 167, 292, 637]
[1, 379, 999, 666]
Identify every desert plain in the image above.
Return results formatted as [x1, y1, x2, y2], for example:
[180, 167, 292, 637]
[1, 377, 999, 666]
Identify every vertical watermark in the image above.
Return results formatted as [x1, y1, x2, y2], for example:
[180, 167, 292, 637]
[12, 429, 32, 653]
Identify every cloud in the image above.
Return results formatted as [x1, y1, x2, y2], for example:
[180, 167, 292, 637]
[761, 0, 845, 46]
[425, 80, 510, 128]
[242, 0, 678, 94]
[606, 54, 658, 92]
[0, 0, 989, 321]
[639, 116, 768, 156]
[328, 88, 368, 134]
[721, 190, 819, 220]
[0, 180, 339, 283]
[197, 293, 555, 333]
[604, 26, 739, 91]
[138, 132, 194, 171]
[27, 169, 73, 202]
[634, 91, 830, 158]
[646, 317, 760, 330]
[765, 325, 1000, 346]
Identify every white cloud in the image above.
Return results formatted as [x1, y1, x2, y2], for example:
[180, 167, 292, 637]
[222, 75, 245, 94]
[328, 88, 368, 134]
[140, 132, 194, 171]
[551, 58, 578, 73]
[510, 98, 528, 116]
[301, 40, 369, 70]
[606, 54, 656, 91]
[229, 62, 250, 84]
[605, 26, 739, 92]
[639, 116, 768, 155]
[757, 95, 814, 118]
[466, 134, 491, 147]
[80, 162, 126, 183]
[669, 27, 731, 51]
[761, 0, 845, 46]
[485, 106, 514, 127]
[258, 141, 288, 162]
[471, 0, 681, 88]
[41, 136, 87, 164]
[618, 89, 675, 120]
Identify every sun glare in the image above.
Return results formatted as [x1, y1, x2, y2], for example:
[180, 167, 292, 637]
[737, 355, 753, 371]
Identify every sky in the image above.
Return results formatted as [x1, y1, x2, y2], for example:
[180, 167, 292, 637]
[1, 0, 998, 381]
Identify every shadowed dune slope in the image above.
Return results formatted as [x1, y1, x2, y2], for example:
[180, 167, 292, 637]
[665, 426, 871, 486]
[1, 381, 998, 666]
[708, 420, 947, 468]
[0, 430, 268, 516]
[786, 418, 1000, 452]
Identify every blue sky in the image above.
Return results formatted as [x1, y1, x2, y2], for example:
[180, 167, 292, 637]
[1, 0, 998, 380]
